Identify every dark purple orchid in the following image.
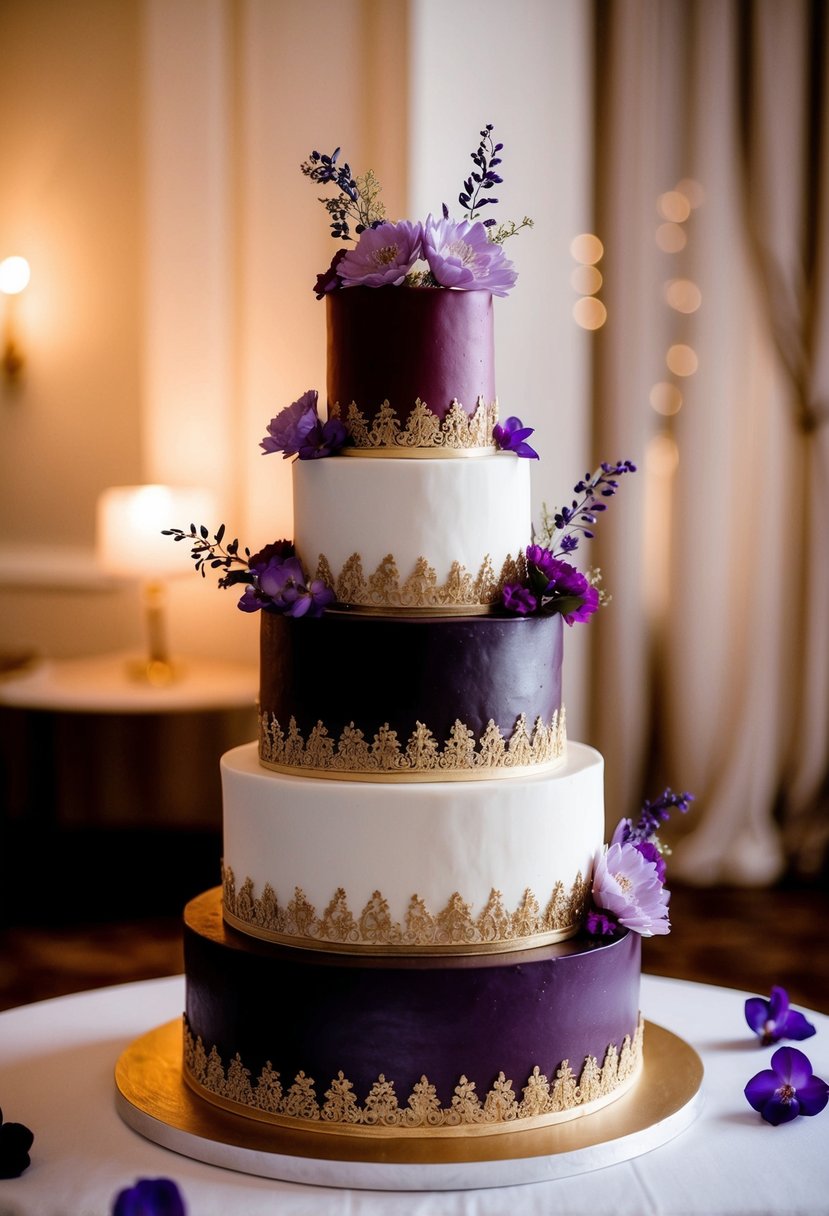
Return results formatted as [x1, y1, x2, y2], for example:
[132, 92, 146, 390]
[314, 248, 347, 298]
[502, 583, 538, 615]
[0, 1107, 33, 1179]
[745, 987, 817, 1047]
[744, 1047, 828, 1126]
[112, 1177, 187, 1216]
[260, 389, 345, 460]
[493, 416, 539, 459]
[238, 552, 334, 618]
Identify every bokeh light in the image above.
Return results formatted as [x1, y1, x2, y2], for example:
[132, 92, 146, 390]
[649, 382, 683, 416]
[570, 265, 603, 295]
[666, 344, 698, 376]
[658, 191, 691, 223]
[573, 297, 607, 330]
[664, 278, 702, 313]
[655, 223, 687, 253]
[675, 178, 705, 208]
[570, 233, 604, 265]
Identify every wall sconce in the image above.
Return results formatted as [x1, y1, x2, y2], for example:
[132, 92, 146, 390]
[96, 483, 216, 686]
[0, 255, 31, 383]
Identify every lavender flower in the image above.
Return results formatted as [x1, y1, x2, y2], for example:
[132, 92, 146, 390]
[493, 416, 539, 459]
[260, 390, 320, 458]
[744, 1047, 828, 1126]
[337, 220, 423, 288]
[541, 460, 636, 558]
[0, 1107, 33, 1179]
[617, 789, 695, 846]
[745, 987, 817, 1047]
[422, 214, 517, 296]
[112, 1177, 186, 1215]
[591, 841, 671, 936]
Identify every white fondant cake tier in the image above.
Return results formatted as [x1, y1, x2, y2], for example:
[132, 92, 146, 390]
[221, 741, 604, 954]
[292, 453, 530, 611]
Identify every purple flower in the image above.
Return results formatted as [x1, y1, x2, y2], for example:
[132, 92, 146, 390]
[0, 1107, 33, 1179]
[502, 583, 538, 615]
[592, 841, 671, 936]
[744, 1047, 829, 1126]
[261, 390, 320, 458]
[296, 416, 348, 460]
[422, 214, 517, 296]
[314, 248, 347, 298]
[281, 577, 335, 618]
[561, 582, 600, 625]
[238, 550, 334, 618]
[112, 1177, 186, 1216]
[525, 544, 560, 584]
[745, 987, 817, 1047]
[585, 910, 620, 938]
[337, 220, 423, 287]
[493, 416, 539, 459]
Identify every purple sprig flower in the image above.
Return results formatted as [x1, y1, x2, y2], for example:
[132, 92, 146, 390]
[744, 1047, 829, 1126]
[112, 1177, 187, 1216]
[0, 1106, 34, 1179]
[745, 987, 817, 1047]
[493, 416, 539, 459]
[616, 789, 695, 847]
[458, 123, 503, 222]
[547, 460, 636, 558]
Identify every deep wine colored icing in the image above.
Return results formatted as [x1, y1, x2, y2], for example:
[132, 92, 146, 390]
[326, 287, 496, 423]
[258, 609, 564, 759]
[184, 889, 641, 1110]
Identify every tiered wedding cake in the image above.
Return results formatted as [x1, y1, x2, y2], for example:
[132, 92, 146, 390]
[169, 129, 682, 1141]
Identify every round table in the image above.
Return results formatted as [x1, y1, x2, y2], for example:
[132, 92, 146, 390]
[0, 974, 826, 1214]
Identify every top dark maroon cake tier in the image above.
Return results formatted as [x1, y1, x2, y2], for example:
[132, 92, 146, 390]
[326, 286, 495, 424]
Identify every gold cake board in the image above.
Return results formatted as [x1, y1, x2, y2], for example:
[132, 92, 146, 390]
[115, 1019, 703, 1191]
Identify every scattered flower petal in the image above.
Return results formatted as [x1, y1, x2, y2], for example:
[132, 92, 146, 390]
[112, 1177, 187, 1215]
[744, 1047, 829, 1126]
[745, 986, 817, 1046]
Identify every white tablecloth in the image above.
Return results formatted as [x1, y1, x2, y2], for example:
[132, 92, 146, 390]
[0, 974, 827, 1215]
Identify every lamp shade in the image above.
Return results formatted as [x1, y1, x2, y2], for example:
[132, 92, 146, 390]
[96, 484, 216, 580]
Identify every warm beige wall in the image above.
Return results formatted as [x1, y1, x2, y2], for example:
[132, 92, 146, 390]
[0, 0, 144, 547]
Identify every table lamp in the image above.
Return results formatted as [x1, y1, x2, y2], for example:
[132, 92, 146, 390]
[96, 484, 216, 686]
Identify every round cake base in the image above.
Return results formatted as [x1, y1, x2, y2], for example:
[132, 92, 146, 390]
[115, 1019, 703, 1191]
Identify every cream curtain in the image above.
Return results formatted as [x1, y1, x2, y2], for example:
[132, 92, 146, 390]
[589, 0, 829, 883]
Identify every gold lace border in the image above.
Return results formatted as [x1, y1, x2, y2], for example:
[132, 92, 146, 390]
[258, 710, 566, 782]
[182, 1017, 644, 1137]
[311, 550, 528, 612]
[222, 867, 589, 955]
[332, 397, 499, 456]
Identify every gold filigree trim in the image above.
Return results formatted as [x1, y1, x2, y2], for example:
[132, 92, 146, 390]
[183, 1017, 644, 1136]
[313, 550, 528, 611]
[331, 397, 499, 454]
[222, 866, 589, 954]
[258, 709, 566, 782]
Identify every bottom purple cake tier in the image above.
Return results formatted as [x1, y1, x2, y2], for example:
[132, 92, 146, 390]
[183, 889, 643, 1136]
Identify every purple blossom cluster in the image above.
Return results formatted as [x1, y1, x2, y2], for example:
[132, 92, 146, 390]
[260, 390, 347, 460]
[305, 123, 523, 298]
[502, 545, 599, 626]
[326, 214, 517, 297]
[587, 788, 692, 939]
[161, 531, 334, 619]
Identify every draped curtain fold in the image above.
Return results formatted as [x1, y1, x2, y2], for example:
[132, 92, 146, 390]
[589, 0, 829, 883]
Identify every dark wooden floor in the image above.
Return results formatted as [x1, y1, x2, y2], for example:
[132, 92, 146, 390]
[1, 826, 827, 1014]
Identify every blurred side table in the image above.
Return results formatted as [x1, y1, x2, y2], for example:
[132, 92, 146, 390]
[0, 653, 258, 924]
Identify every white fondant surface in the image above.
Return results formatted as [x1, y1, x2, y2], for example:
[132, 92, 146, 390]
[292, 454, 530, 599]
[221, 741, 604, 941]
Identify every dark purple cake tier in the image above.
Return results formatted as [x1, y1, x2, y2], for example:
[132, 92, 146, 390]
[258, 609, 565, 779]
[326, 287, 496, 437]
[183, 888, 642, 1134]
